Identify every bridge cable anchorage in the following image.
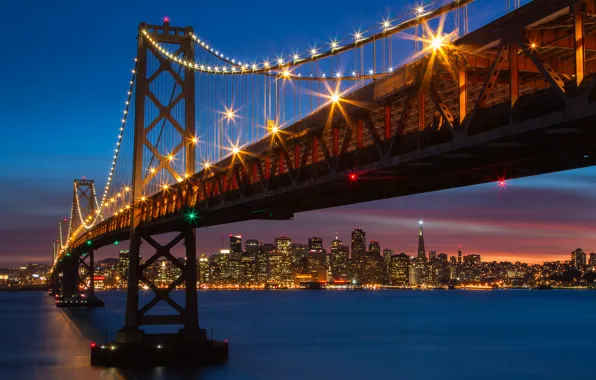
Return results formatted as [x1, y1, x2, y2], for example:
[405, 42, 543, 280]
[140, 0, 471, 78]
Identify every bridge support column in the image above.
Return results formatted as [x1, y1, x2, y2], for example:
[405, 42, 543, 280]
[117, 224, 202, 342]
[100, 224, 226, 367]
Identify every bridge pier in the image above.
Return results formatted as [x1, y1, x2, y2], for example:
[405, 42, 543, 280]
[56, 250, 104, 308]
[92, 224, 227, 367]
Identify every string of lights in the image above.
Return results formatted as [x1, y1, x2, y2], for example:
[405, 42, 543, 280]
[187, 1, 446, 73]
[155, 0, 470, 76]
[146, 32, 382, 81]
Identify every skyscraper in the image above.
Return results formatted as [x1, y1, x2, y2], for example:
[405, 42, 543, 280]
[369, 241, 381, 256]
[457, 245, 462, 264]
[197, 254, 210, 285]
[291, 243, 308, 272]
[351, 229, 366, 257]
[245, 239, 259, 255]
[351, 229, 366, 281]
[230, 235, 242, 257]
[429, 250, 437, 261]
[417, 221, 426, 261]
[274, 236, 292, 284]
[590, 253, 596, 266]
[256, 243, 272, 283]
[308, 237, 323, 251]
[117, 250, 130, 284]
[331, 238, 350, 281]
[390, 253, 409, 286]
[571, 248, 586, 269]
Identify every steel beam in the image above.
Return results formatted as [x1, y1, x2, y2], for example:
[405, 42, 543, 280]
[458, 59, 467, 126]
[574, 1, 586, 86]
[509, 43, 519, 108]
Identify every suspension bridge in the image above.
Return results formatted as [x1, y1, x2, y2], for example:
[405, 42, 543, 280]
[48, 0, 596, 366]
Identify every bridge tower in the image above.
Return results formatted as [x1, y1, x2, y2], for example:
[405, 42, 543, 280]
[55, 179, 104, 307]
[116, 19, 201, 343]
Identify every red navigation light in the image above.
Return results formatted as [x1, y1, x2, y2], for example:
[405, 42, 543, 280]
[224, 340, 228, 343]
[497, 177, 507, 190]
[163, 16, 170, 23]
[349, 173, 357, 182]
[90, 342, 96, 348]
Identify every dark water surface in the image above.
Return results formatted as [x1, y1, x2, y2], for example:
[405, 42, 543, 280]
[1, 290, 594, 379]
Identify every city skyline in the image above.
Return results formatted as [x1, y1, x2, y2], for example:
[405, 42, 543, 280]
[1, 0, 595, 266]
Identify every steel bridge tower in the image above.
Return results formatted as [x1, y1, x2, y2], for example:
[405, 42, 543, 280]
[117, 19, 201, 344]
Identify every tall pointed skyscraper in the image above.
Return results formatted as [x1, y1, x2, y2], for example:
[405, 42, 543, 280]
[417, 220, 426, 261]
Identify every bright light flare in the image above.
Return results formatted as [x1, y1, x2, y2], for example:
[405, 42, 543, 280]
[331, 93, 340, 103]
[431, 35, 444, 50]
[497, 177, 507, 191]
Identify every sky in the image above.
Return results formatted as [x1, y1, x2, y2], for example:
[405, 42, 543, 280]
[0, 0, 594, 267]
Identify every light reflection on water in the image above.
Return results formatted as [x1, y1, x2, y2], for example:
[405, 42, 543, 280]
[1, 290, 595, 379]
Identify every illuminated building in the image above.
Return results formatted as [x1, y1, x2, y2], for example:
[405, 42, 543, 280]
[390, 253, 409, 286]
[230, 235, 242, 257]
[272, 237, 292, 283]
[409, 256, 426, 285]
[369, 241, 380, 256]
[256, 243, 272, 283]
[331, 238, 350, 281]
[228, 235, 242, 282]
[246, 239, 259, 255]
[571, 248, 586, 269]
[308, 237, 323, 251]
[429, 250, 437, 261]
[156, 258, 183, 287]
[383, 249, 394, 284]
[351, 229, 366, 282]
[308, 247, 327, 282]
[590, 253, 596, 266]
[240, 253, 256, 285]
[458, 246, 463, 264]
[198, 254, 210, 285]
[464, 254, 481, 266]
[438, 253, 448, 262]
[93, 275, 105, 291]
[117, 250, 130, 283]
[212, 249, 231, 284]
[291, 243, 308, 272]
[417, 222, 426, 261]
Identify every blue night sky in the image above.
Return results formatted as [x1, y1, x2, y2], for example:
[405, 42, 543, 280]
[0, 0, 594, 266]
